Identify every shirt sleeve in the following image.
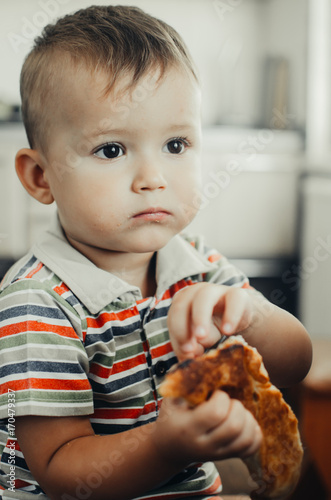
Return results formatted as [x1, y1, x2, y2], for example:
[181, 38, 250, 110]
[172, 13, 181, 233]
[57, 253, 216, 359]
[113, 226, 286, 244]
[184, 234, 252, 288]
[0, 279, 94, 419]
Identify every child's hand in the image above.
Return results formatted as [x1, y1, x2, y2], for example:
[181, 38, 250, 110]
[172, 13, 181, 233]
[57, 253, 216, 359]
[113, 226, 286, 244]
[154, 391, 262, 465]
[168, 283, 253, 360]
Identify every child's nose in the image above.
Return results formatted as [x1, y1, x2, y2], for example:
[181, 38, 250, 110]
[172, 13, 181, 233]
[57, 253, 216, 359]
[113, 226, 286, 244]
[132, 161, 167, 192]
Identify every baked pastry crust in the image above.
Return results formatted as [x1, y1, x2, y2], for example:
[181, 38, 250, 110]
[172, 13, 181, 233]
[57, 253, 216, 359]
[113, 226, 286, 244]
[159, 336, 303, 499]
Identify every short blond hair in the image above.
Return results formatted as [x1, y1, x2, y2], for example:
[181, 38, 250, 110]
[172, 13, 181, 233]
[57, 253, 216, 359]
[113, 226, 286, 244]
[20, 5, 198, 154]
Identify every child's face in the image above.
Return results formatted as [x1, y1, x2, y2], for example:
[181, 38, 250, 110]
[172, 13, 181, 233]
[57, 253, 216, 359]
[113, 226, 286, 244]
[42, 65, 202, 257]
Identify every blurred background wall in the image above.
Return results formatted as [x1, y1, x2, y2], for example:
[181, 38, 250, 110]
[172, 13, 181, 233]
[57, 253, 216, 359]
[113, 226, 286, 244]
[0, 0, 308, 127]
[1, 0, 331, 339]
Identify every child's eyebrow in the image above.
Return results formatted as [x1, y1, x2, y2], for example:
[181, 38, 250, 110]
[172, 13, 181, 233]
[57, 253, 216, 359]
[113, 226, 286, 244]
[166, 123, 197, 133]
[87, 127, 128, 139]
[86, 123, 197, 140]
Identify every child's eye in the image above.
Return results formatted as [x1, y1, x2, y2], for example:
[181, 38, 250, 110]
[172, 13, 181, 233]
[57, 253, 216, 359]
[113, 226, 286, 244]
[94, 143, 124, 159]
[164, 137, 189, 155]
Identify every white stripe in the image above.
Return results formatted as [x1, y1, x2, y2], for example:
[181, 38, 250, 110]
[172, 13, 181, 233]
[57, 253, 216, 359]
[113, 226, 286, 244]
[147, 327, 169, 340]
[91, 412, 153, 425]
[40, 270, 55, 283]
[14, 400, 92, 409]
[0, 288, 80, 323]
[155, 297, 172, 309]
[2, 343, 84, 355]
[94, 387, 152, 404]
[89, 363, 148, 384]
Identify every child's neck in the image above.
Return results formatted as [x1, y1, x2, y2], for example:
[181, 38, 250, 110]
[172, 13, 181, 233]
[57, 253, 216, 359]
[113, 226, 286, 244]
[109, 252, 157, 298]
[68, 236, 157, 298]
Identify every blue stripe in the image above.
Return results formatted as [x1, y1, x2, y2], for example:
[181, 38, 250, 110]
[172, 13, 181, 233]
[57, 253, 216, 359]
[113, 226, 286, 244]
[90, 367, 150, 393]
[0, 304, 69, 322]
[65, 293, 80, 308]
[91, 415, 157, 435]
[1, 452, 30, 472]
[12, 256, 37, 283]
[0, 361, 86, 378]
[152, 304, 171, 320]
[85, 320, 142, 345]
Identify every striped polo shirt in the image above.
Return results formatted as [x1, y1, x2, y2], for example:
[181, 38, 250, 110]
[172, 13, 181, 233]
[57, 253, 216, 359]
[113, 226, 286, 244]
[0, 215, 250, 499]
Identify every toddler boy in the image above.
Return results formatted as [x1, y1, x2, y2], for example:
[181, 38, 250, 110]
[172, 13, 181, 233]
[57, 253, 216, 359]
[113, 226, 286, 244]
[0, 5, 311, 499]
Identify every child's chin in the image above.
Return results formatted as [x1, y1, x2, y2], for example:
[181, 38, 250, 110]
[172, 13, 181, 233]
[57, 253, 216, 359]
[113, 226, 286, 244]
[132, 233, 174, 253]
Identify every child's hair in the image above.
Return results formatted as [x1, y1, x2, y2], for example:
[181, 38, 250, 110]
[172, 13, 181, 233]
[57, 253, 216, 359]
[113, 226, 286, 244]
[20, 5, 198, 155]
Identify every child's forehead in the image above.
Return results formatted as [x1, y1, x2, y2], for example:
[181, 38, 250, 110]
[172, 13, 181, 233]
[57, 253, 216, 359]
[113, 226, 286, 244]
[55, 61, 198, 114]
[45, 60, 201, 145]
[70, 62, 193, 100]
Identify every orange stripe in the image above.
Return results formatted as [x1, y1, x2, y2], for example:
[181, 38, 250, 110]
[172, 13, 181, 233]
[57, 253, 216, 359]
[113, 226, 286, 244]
[0, 320, 79, 339]
[142, 340, 149, 353]
[53, 282, 70, 295]
[136, 297, 150, 305]
[5, 438, 20, 451]
[208, 253, 222, 263]
[158, 289, 171, 302]
[24, 262, 43, 279]
[89, 353, 147, 378]
[151, 342, 173, 359]
[203, 473, 222, 494]
[93, 402, 156, 420]
[86, 307, 139, 328]
[14, 479, 35, 489]
[112, 353, 147, 375]
[167, 279, 193, 299]
[1, 378, 90, 394]
[242, 282, 254, 289]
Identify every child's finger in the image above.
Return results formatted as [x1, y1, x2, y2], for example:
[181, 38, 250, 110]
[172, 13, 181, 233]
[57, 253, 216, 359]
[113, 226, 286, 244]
[189, 284, 227, 339]
[190, 284, 250, 337]
[218, 287, 252, 335]
[217, 415, 262, 458]
[191, 390, 232, 433]
[239, 425, 263, 457]
[168, 283, 252, 358]
[168, 283, 222, 355]
[207, 398, 262, 457]
[167, 287, 198, 356]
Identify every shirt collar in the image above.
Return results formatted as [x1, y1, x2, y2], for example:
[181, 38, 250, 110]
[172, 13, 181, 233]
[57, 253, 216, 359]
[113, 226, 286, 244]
[33, 213, 216, 314]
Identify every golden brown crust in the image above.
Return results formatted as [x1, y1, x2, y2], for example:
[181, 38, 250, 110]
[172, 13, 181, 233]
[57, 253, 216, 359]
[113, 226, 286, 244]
[159, 336, 303, 499]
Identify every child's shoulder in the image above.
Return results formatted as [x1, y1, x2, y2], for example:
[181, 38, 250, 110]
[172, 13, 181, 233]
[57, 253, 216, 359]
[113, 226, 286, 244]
[0, 251, 83, 335]
[1, 252, 49, 291]
[179, 232, 224, 263]
[179, 232, 250, 288]
[0, 252, 74, 309]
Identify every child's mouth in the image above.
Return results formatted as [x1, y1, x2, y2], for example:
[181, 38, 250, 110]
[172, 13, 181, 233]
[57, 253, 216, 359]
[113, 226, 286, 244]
[132, 207, 171, 222]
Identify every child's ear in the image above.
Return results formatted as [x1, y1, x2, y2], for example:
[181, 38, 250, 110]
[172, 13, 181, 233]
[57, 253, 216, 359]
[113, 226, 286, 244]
[15, 148, 54, 205]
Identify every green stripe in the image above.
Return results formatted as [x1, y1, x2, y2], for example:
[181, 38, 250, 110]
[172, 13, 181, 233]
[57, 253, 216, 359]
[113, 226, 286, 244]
[0, 389, 92, 407]
[148, 328, 170, 348]
[1, 331, 84, 348]
[113, 341, 145, 362]
[0, 278, 81, 325]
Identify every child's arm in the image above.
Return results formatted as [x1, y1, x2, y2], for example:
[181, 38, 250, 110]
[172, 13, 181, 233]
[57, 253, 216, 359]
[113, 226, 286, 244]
[15, 391, 262, 500]
[167, 283, 312, 388]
